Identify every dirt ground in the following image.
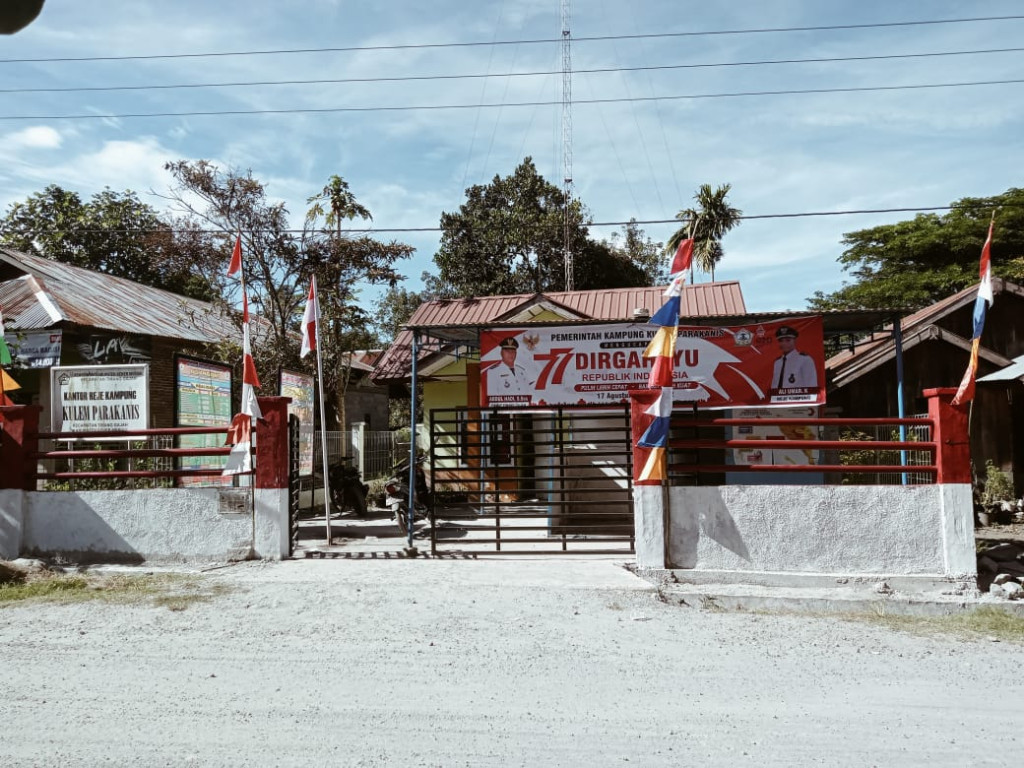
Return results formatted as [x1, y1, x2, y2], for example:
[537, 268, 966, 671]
[2, 557, 1022, 767]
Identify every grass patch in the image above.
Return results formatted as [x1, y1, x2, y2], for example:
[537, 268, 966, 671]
[842, 605, 1024, 643]
[0, 571, 231, 610]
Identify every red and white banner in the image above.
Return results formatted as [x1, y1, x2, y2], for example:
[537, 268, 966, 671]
[480, 317, 825, 409]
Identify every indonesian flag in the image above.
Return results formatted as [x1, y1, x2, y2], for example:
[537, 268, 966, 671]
[222, 412, 253, 475]
[300, 276, 319, 358]
[241, 323, 262, 420]
[670, 238, 694, 278]
[952, 219, 995, 407]
[228, 234, 243, 276]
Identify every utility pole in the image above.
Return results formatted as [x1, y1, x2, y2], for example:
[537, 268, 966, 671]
[561, 0, 573, 291]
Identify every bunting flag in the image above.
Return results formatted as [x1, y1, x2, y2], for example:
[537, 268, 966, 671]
[222, 412, 253, 475]
[644, 326, 678, 388]
[638, 387, 673, 448]
[952, 218, 995, 407]
[0, 308, 11, 367]
[669, 238, 694, 280]
[638, 446, 668, 482]
[300, 276, 319, 358]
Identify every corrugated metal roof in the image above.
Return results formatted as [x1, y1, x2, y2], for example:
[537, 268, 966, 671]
[0, 247, 237, 342]
[825, 279, 1023, 384]
[373, 282, 747, 384]
[978, 353, 1024, 383]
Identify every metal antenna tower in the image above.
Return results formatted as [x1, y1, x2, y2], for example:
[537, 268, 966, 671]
[561, 0, 573, 290]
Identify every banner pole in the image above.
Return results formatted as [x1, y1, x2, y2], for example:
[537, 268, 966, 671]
[315, 331, 332, 545]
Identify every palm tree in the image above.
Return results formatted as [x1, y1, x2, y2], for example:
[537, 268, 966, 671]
[666, 183, 742, 282]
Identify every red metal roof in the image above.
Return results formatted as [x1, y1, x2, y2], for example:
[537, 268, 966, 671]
[373, 282, 747, 383]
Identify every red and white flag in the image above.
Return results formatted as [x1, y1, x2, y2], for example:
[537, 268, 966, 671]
[300, 276, 320, 358]
[222, 412, 253, 475]
[670, 238, 694, 278]
[227, 234, 243, 276]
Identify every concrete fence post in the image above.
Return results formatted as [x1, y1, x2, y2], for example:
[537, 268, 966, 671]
[629, 390, 666, 569]
[923, 387, 976, 577]
[351, 421, 366, 479]
[0, 404, 41, 491]
[253, 396, 292, 559]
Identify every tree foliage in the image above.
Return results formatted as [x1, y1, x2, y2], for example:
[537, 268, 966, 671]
[667, 183, 742, 282]
[428, 158, 656, 298]
[374, 286, 428, 343]
[809, 187, 1024, 311]
[0, 185, 220, 300]
[162, 160, 413, 427]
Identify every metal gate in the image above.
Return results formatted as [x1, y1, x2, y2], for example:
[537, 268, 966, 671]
[426, 405, 634, 556]
[287, 413, 300, 557]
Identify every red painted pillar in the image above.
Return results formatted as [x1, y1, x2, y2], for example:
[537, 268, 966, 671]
[924, 387, 970, 484]
[0, 405, 41, 490]
[629, 389, 662, 487]
[254, 397, 291, 489]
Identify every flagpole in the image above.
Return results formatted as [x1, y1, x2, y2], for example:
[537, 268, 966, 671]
[315, 328, 332, 545]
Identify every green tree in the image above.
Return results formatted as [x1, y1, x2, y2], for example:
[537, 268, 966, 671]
[0, 185, 220, 300]
[667, 183, 742, 282]
[374, 286, 427, 343]
[809, 188, 1024, 311]
[429, 158, 584, 297]
[603, 218, 664, 284]
[163, 160, 413, 428]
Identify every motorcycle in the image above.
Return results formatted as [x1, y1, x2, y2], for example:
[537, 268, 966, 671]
[384, 457, 430, 536]
[328, 458, 369, 517]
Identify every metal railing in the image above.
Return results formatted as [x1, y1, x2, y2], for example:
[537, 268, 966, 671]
[30, 426, 245, 490]
[665, 414, 937, 485]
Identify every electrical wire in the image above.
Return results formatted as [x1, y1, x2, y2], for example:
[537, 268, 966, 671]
[3, 78, 1020, 121]
[4, 205, 1006, 237]
[1, 15, 1020, 64]
[5, 46, 1018, 95]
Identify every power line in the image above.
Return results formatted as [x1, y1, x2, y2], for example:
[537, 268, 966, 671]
[3, 77, 1020, 121]
[4, 46, 1019, 95]
[1, 15, 1021, 64]
[2, 205, 992, 237]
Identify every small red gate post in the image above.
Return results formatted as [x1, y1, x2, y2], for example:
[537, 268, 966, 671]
[0, 404, 41, 491]
[629, 389, 667, 569]
[923, 387, 976, 576]
[923, 387, 970, 484]
[253, 396, 292, 559]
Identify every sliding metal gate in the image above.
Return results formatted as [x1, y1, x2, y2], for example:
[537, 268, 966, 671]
[427, 405, 634, 556]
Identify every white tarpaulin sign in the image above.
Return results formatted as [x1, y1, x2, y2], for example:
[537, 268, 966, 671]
[50, 364, 149, 434]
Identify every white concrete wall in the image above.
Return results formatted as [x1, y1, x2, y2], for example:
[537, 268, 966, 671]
[18, 488, 286, 563]
[0, 489, 25, 560]
[634, 483, 976, 579]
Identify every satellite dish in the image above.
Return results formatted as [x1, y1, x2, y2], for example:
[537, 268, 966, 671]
[0, 0, 45, 35]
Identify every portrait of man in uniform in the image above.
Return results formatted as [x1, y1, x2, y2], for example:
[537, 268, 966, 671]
[488, 335, 534, 400]
[770, 325, 818, 391]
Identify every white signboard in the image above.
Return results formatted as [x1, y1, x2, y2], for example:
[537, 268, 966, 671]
[50, 364, 149, 434]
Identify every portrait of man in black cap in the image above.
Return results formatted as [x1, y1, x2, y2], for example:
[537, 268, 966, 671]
[770, 325, 818, 391]
[490, 335, 534, 399]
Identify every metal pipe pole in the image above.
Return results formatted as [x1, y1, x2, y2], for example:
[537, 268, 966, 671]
[315, 336, 332, 543]
[893, 315, 908, 485]
[407, 330, 420, 554]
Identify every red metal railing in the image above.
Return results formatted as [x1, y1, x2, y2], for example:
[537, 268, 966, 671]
[29, 426, 247, 483]
[666, 415, 937, 483]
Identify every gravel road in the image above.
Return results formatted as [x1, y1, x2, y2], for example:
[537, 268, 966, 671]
[1, 558, 1021, 767]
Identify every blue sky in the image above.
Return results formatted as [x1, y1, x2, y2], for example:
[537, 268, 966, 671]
[1, 0, 1022, 313]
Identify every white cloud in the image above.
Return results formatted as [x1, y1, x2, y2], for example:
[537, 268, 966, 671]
[5, 126, 63, 149]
